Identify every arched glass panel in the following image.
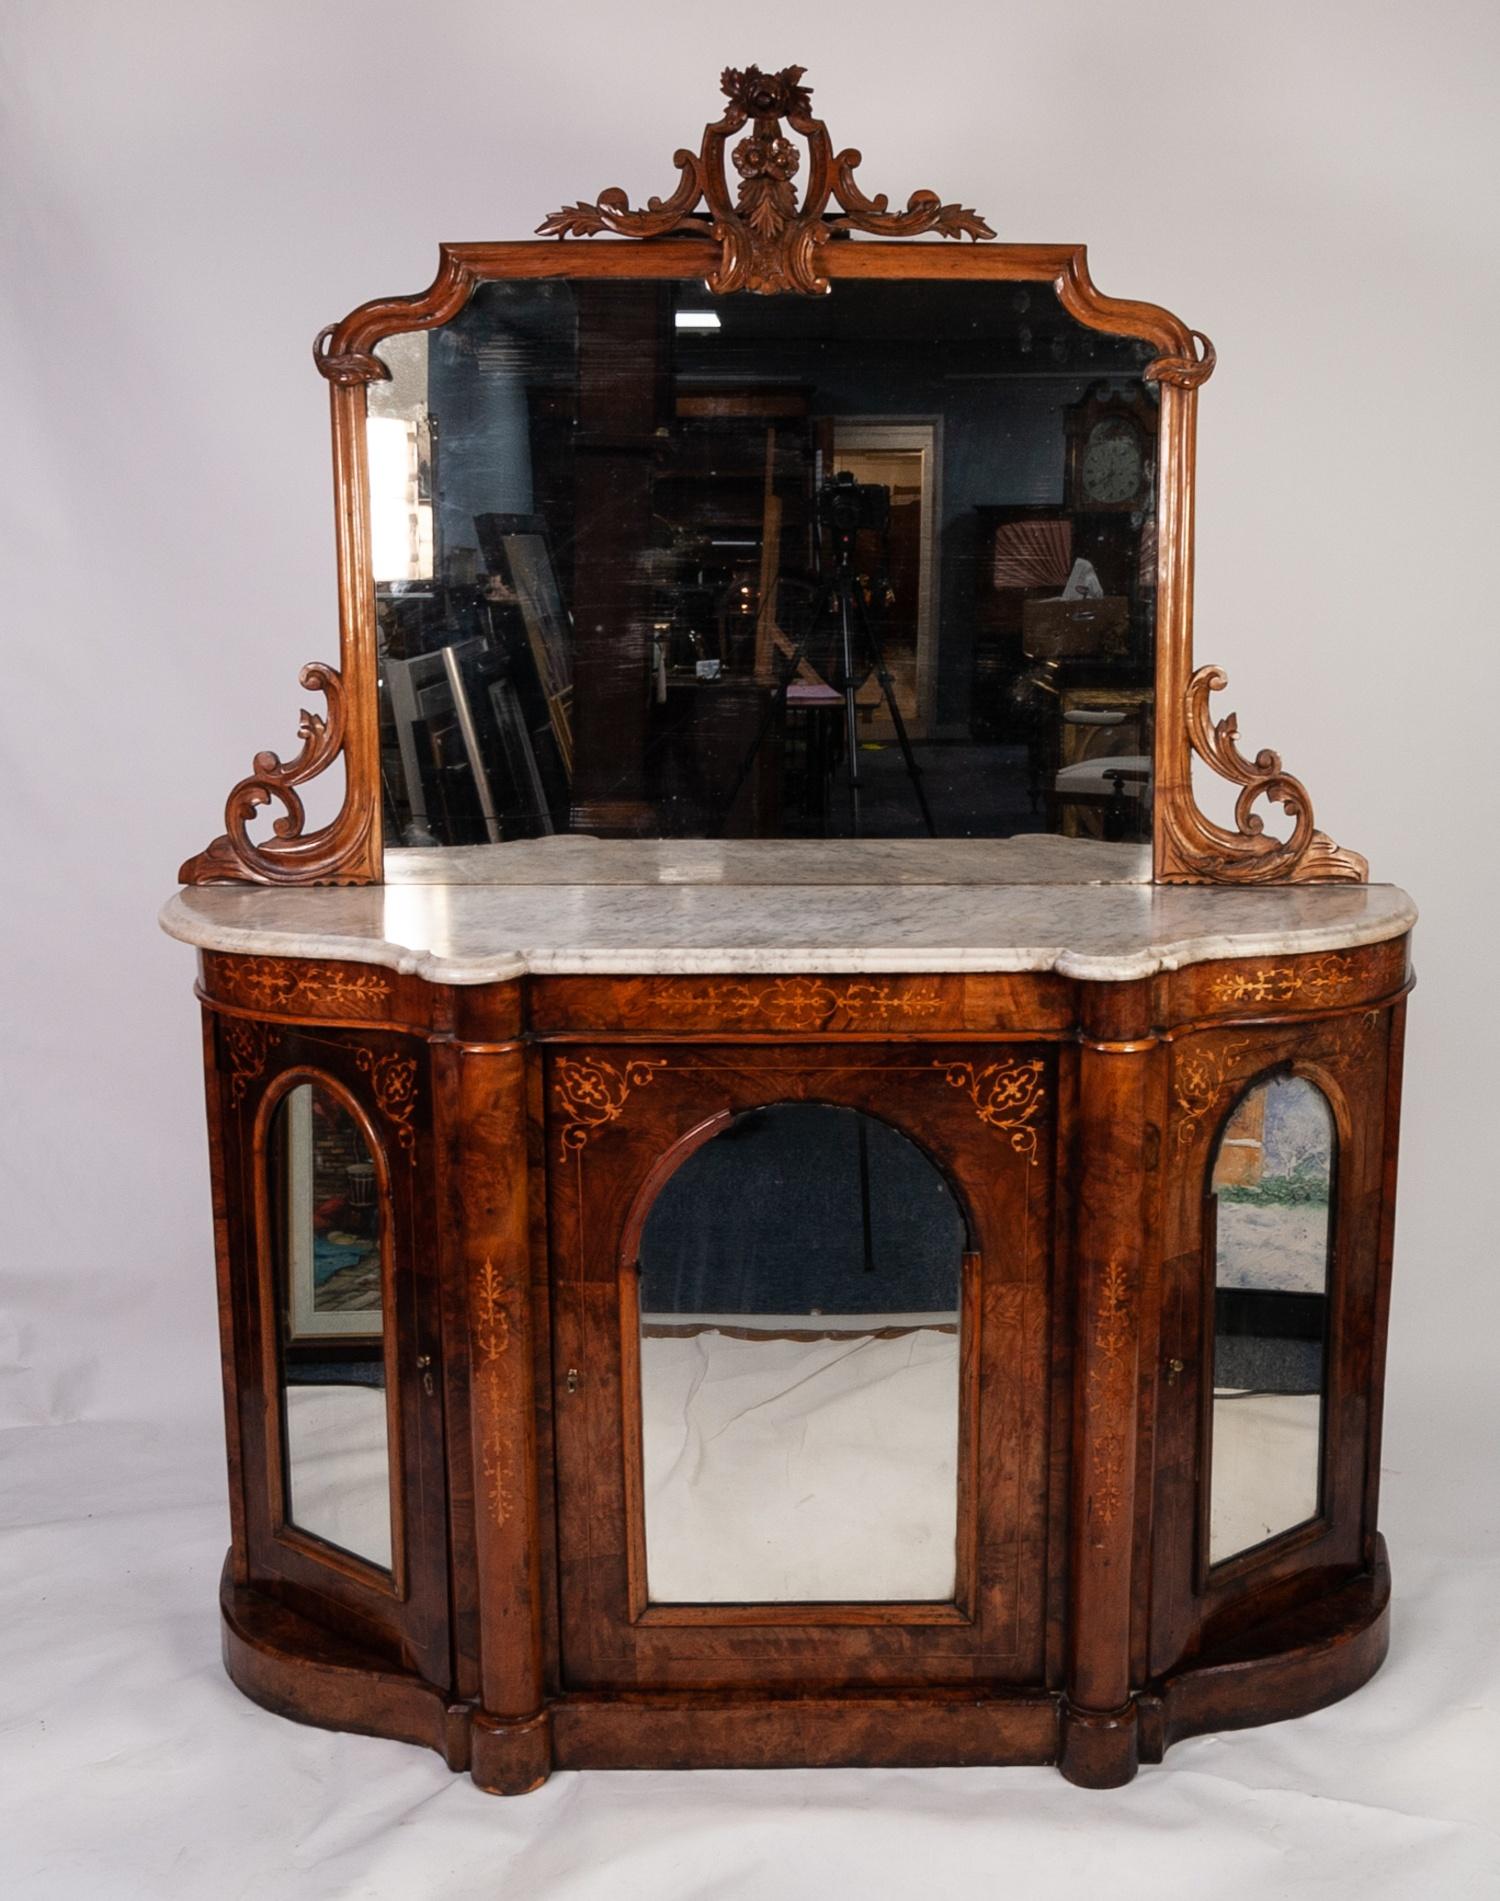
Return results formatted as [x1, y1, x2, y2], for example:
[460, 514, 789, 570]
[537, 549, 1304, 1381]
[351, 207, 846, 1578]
[1208, 1074, 1334, 1566]
[268, 1083, 392, 1571]
[636, 1102, 965, 1603]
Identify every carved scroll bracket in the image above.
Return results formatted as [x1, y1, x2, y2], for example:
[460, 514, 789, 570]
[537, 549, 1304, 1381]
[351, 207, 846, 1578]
[1144, 329, 1216, 389]
[312, 324, 392, 388]
[180, 663, 376, 886]
[539, 64, 995, 295]
[1158, 665, 1368, 885]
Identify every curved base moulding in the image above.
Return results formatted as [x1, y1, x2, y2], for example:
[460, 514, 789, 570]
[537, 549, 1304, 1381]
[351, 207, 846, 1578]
[220, 1542, 1391, 1793]
[219, 1565, 470, 1772]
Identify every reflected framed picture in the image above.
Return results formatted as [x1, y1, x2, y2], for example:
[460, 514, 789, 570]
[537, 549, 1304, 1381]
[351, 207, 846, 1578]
[282, 1085, 384, 1343]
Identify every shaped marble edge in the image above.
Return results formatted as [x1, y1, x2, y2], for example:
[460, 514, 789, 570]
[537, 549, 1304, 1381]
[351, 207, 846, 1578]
[160, 881, 1417, 988]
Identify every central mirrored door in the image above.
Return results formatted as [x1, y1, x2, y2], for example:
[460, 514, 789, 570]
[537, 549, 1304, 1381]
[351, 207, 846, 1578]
[549, 1043, 1055, 1692]
[633, 1102, 967, 1604]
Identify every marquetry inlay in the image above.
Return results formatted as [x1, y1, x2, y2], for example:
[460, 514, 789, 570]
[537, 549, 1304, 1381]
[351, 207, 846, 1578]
[935, 1057, 1047, 1164]
[553, 1056, 667, 1162]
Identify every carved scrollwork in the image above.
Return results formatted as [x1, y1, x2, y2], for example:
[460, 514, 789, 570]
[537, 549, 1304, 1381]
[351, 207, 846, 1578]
[1158, 665, 1368, 885]
[935, 1057, 1047, 1165]
[538, 64, 995, 295]
[311, 323, 392, 387]
[179, 663, 374, 886]
[1144, 328, 1216, 389]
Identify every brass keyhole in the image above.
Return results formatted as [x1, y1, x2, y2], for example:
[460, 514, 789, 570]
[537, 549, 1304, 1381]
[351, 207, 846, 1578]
[416, 1352, 435, 1397]
[565, 1367, 581, 1395]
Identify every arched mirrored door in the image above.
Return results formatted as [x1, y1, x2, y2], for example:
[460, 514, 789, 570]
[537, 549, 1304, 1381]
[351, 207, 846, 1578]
[217, 1020, 450, 1685]
[634, 1102, 967, 1603]
[549, 1041, 1054, 1692]
[267, 1081, 394, 1572]
[1206, 1073, 1335, 1567]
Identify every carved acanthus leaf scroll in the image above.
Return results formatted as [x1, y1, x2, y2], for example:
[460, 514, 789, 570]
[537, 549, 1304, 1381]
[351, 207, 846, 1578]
[539, 64, 995, 295]
[1158, 665, 1368, 885]
[179, 663, 374, 886]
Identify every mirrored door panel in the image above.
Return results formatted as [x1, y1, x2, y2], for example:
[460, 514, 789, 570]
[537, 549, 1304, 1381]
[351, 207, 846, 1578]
[1207, 1075, 1335, 1567]
[268, 1081, 394, 1572]
[634, 1103, 966, 1603]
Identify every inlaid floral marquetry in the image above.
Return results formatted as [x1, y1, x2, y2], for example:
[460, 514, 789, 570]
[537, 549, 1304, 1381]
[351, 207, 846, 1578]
[1172, 1037, 1253, 1147]
[222, 1019, 282, 1108]
[553, 1056, 667, 1162]
[353, 1048, 419, 1162]
[935, 1058, 1047, 1164]
[658, 976, 943, 1030]
[1086, 1259, 1133, 1531]
[206, 953, 391, 1020]
[472, 1257, 514, 1529]
[1209, 953, 1357, 1009]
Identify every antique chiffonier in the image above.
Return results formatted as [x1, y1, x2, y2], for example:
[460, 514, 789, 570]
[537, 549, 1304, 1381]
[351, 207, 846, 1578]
[162, 66, 1414, 1792]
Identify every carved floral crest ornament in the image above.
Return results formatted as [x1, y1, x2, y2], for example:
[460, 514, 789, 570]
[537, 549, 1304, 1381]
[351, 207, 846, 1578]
[176, 58, 1367, 887]
[539, 64, 995, 295]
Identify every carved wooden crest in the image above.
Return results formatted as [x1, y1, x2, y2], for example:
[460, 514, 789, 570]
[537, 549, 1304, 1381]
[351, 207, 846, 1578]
[538, 63, 995, 294]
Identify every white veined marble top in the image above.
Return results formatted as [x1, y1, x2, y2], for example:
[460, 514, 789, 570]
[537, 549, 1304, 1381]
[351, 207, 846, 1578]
[160, 839, 1415, 986]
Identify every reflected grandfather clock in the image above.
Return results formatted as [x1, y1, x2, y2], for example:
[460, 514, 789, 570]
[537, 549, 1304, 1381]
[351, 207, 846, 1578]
[1066, 385, 1157, 513]
[162, 59, 1414, 1798]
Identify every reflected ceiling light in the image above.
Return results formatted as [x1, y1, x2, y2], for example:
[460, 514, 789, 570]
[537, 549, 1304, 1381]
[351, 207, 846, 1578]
[674, 310, 721, 330]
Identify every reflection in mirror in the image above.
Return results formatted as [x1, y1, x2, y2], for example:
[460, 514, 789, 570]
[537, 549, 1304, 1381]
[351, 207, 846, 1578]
[269, 1083, 392, 1570]
[1208, 1075, 1334, 1566]
[370, 277, 1159, 853]
[635, 1103, 965, 1603]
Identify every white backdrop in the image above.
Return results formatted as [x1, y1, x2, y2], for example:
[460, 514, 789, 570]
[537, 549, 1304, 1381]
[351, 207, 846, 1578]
[3, 3, 1498, 1895]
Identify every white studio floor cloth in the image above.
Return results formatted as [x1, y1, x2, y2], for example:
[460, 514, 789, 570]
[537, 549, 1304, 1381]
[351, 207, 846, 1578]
[276, 1324, 1321, 1606]
[3, 1394, 1498, 1900]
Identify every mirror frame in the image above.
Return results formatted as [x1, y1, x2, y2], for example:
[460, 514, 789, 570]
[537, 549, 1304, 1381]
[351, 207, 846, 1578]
[179, 63, 1365, 888]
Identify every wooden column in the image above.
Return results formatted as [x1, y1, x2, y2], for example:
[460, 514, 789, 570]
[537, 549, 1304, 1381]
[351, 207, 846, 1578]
[1060, 980, 1156, 1787]
[453, 1041, 552, 1795]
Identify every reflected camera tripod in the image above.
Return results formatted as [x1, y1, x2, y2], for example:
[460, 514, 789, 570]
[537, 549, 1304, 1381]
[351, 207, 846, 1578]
[725, 472, 936, 838]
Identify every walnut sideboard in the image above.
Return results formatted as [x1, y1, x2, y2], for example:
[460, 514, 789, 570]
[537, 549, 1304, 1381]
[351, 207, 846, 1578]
[161, 844, 1414, 1791]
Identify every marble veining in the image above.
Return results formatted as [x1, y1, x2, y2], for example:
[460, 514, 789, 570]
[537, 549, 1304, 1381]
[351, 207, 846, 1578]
[384, 835, 1152, 887]
[162, 876, 1416, 986]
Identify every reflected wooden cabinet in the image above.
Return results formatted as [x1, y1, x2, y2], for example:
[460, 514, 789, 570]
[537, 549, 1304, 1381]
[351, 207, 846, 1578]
[196, 935, 1408, 1793]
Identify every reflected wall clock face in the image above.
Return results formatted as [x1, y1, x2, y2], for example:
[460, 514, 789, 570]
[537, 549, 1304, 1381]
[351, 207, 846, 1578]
[1082, 421, 1145, 505]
